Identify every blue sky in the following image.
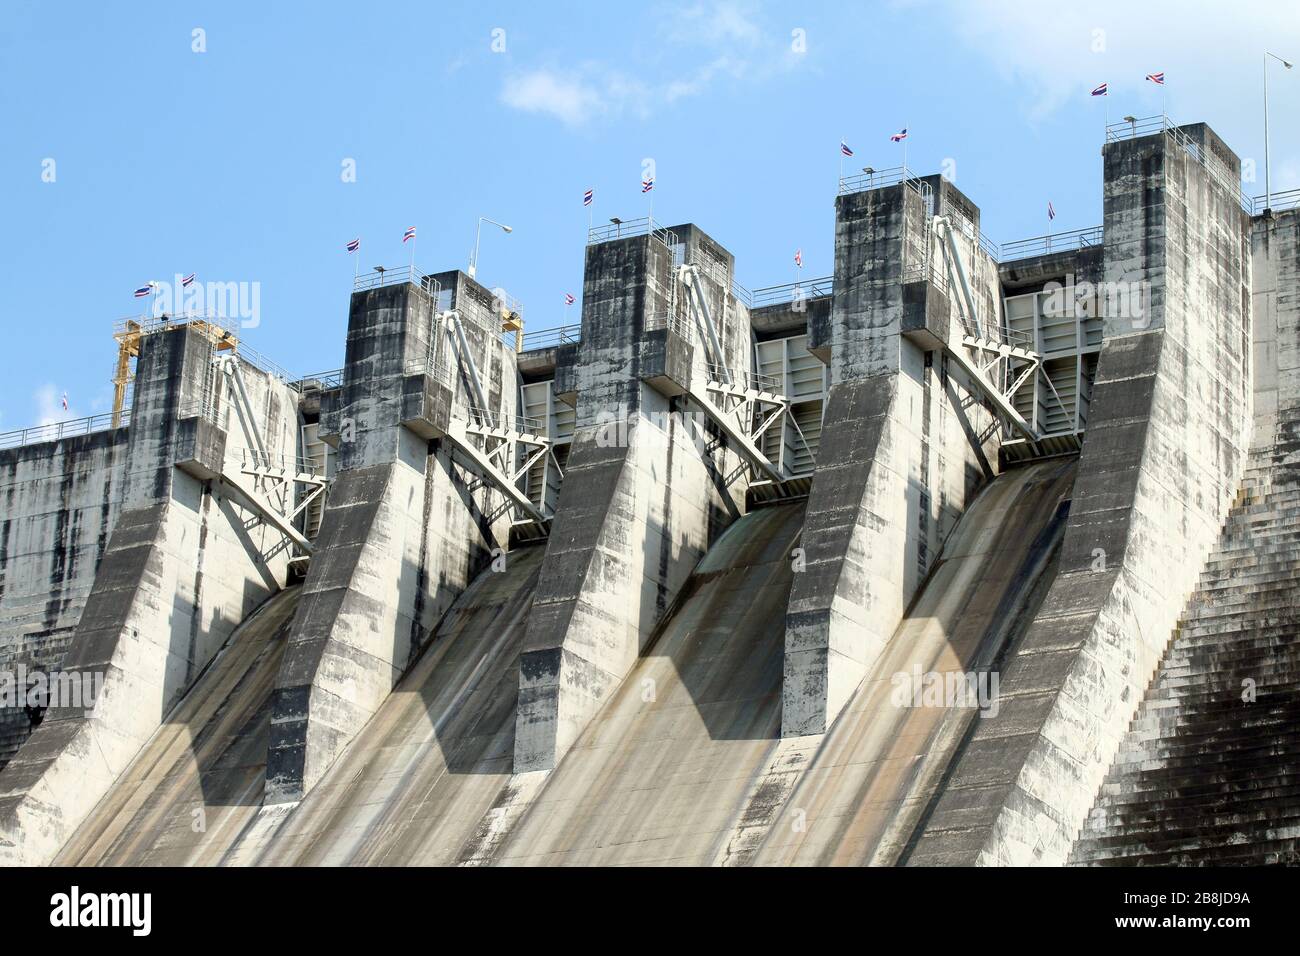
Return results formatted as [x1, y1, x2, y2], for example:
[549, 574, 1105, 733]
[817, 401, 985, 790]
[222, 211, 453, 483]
[3, 0, 1297, 429]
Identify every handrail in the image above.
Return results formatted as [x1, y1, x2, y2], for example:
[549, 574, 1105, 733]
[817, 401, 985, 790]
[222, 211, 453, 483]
[587, 216, 678, 250]
[1105, 114, 1252, 213]
[838, 164, 928, 198]
[645, 309, 693, 341]
[521, 324, 581, 351]
[0, 410, 132, 450]
[353, 265, 441, 295]
[1000, 225, 1104, 261]
[1253, 187, 1300, 215]
[293, 369, 345, 390]
[750, 276, 834, 308]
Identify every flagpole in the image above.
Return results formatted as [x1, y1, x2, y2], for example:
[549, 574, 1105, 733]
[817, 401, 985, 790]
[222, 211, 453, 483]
[839, 134, 844, 183]
[410, 232, 416, 277]
[903, 122, 909, 173]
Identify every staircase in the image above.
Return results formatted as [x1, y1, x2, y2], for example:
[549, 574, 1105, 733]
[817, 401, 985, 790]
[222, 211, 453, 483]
[1070, 408, 1300, 865]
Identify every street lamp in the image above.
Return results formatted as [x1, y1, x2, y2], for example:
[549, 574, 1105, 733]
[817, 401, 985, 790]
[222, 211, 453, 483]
[861, 166, 875, 187]
[1123, 115, 1138, 137]
[610, 216, 623, 238]
[1265, 51, 1293, 214]
[468, 217, 512, 279]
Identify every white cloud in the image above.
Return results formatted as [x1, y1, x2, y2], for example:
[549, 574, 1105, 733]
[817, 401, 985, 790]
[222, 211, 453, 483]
[501, 69, 609, 126]
[933, 0, 1300, 125]
[499, 1, 801, 127]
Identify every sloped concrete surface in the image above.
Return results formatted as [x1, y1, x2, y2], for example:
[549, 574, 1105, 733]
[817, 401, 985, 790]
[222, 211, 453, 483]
[759, 458, 1076, 865]
[244, 545, 544, 864]
[54, 586, 301, 865]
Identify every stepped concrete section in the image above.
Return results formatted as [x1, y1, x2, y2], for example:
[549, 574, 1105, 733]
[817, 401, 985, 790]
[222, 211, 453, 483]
[907, 124, 1253, 866]
[784, 176, 999, 737]
[1070, 207, 1300, 865]
[0, 324, 303, 865]
[514, 225, 750, 773]
[266, 274, 514, 803]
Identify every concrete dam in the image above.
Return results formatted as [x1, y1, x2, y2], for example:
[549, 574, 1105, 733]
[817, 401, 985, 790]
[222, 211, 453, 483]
[3, 116, 1298, 867]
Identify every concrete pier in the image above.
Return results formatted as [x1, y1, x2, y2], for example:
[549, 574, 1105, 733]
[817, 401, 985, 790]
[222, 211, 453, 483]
[0, 324, 302, 865]
[908, 124, 1253, 865]
[783, 176, 999, 737]
[265, 274, 516, 803]
[514, 224, 750, 772]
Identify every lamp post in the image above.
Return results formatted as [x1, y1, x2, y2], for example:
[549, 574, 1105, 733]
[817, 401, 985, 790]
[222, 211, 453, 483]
[609, 216, 623, 238]
[1265, 51, 1293, 214]
[469, 217, 512, 279]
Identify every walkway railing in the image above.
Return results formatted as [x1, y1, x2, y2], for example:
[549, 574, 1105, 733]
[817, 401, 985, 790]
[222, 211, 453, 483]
[1253, 187, 1300, 215]
[522, 324, 581, 351]
[1000, 225, 1104, 261]
[353, 265, 441, 296]
[838, 164, 930, 199]
[645, 309, 693, 341]
[0, 410, 132, 450]
[587, 217, 679, 251]
[1106, 114, 1252, 213]
[750, 276, 834, 308]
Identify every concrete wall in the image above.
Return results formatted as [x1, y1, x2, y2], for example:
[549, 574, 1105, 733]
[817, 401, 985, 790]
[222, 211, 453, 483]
[0, 430, 129, 766]
[1251, 209, 1300, 447]
[266, 274, 515, 803]
[0, 323, 305, 865]
[783, 177, 998, 737]
[908, 125, 1253, 866]
[514, 224, 751, 773]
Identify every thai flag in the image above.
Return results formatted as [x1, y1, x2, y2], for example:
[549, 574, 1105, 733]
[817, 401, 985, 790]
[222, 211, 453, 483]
[583, 189, 594, 206]
[61, 391, 68, 411]
[840, 141, 853, 157]
[1091, 82, 1108, 96]
[1146, 72, 1165, 85]
[133, 283, 153, 298]
[794, 248, 803, 268]
[403, 226, 416, 243]
[642, 178, 654, 193]
[1048, 201, 1056, 221]
[346, 238, 360, 253]
[182, 273, 196, 288]
[564, 292, 576, 305]
[890, 128, 908, 142]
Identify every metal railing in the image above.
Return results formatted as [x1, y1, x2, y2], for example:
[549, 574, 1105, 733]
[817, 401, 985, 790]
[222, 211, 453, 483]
[731, 277, 753, 307]
[1253, 187, 1300, 215]
[404, 357, 454, 386]
[587, 216, 679, 251]
[238, 447, 327, 475]
[293, 369, 344, 390]
[1000, 225, 1104, 262]
[0, 410, 132, 450]
[750, 276, 834, 308]
[706, 365, 781, 394]
[1105, 114, 1252, 213]
[353, 265, 441, 296]
[838, 164, 929, 198]
[521, 324, 581, 351]
[645, 309, 693, 341]
[466, 407, 548, 436]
